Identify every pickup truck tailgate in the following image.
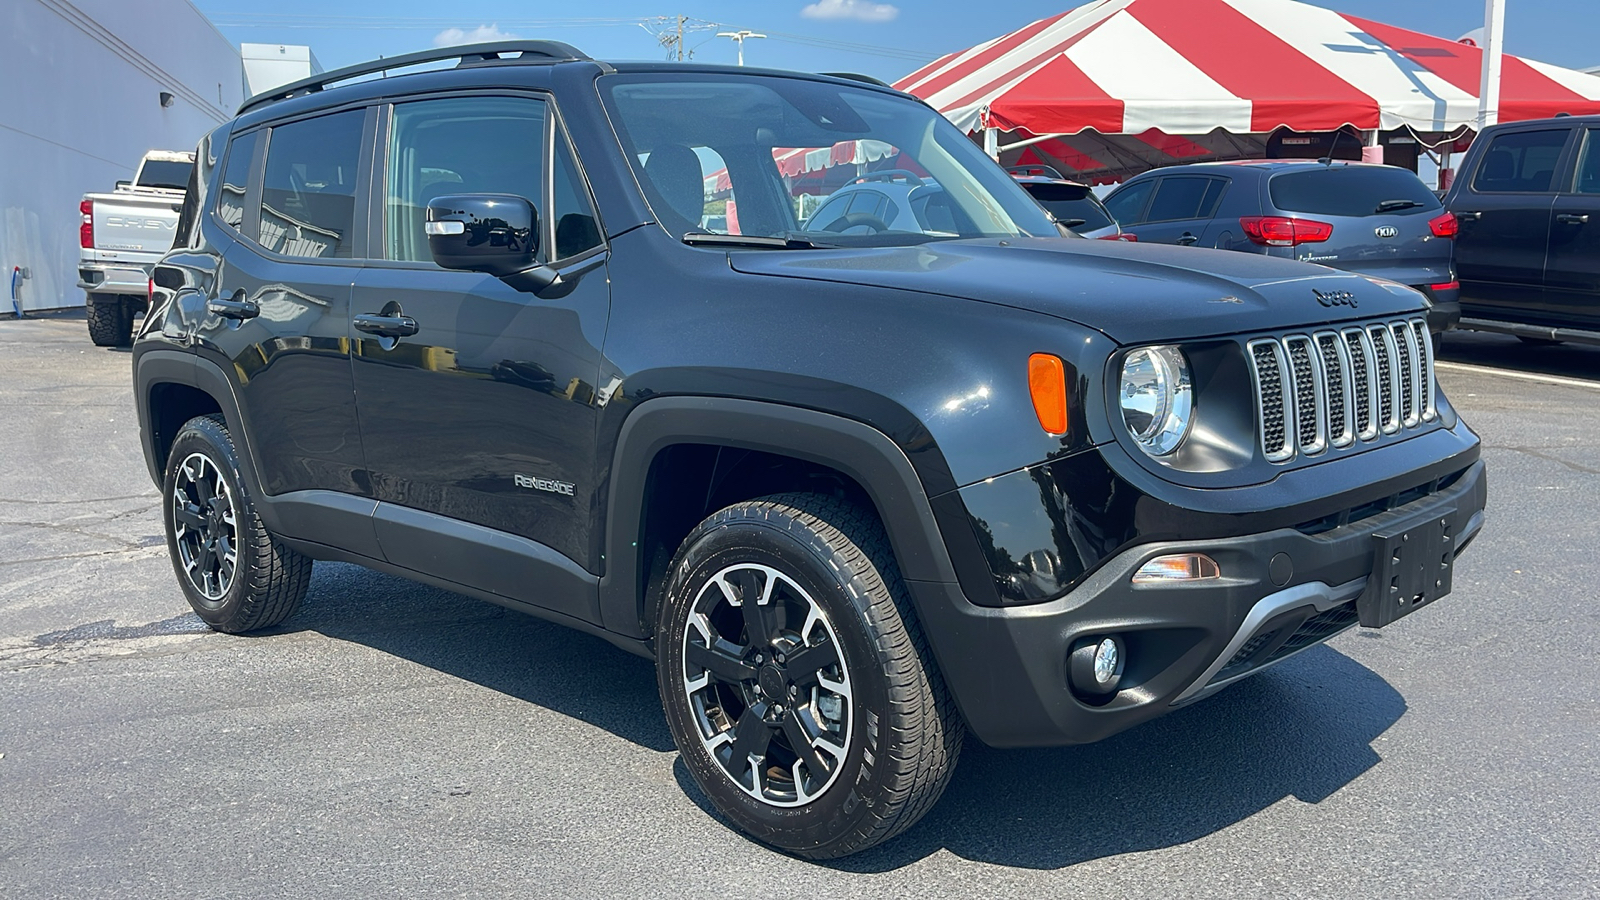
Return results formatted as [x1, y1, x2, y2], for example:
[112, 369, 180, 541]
[90, 193, 183, 254]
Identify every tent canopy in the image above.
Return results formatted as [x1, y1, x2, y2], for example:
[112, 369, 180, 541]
[894, 0, 1600, 138]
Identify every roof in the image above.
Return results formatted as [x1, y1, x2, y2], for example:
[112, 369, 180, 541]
[894, 0, 1600, 137]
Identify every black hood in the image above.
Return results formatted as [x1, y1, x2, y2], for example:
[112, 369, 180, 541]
[729, 238, 1425, 344]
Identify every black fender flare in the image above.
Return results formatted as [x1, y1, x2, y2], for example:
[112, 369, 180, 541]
[135, 348, 271, 521]
[597, 396, 964, 639]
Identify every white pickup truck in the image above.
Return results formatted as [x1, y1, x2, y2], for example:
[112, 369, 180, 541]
[78, 150, 194, 346]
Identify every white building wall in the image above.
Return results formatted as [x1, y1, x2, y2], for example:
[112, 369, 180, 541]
[0, 0, 242, 313]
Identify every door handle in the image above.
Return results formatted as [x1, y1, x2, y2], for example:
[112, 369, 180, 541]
[207, 291, 259, 321]
[1175, 232, 1199, 246]
[1455, 211, 1481, 221]
[353, 313, 419, 338]
[1556, 213, 1590, 225]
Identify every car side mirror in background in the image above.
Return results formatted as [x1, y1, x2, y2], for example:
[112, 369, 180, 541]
[425, 194, 556, 293]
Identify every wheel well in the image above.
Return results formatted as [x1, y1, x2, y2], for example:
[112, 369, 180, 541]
[148, 382, 223, 469]
[636, 444, 877, 632]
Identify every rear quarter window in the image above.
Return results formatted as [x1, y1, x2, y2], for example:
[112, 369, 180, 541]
[1270, 166, 1441, 217]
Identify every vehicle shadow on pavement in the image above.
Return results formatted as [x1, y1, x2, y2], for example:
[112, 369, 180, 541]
[280, 562, 676, 753]
[285, 563, 1402, 870]
[812, 645, 1405, 872]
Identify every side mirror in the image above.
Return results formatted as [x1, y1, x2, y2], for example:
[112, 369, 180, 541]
[425, 193, 541, 278]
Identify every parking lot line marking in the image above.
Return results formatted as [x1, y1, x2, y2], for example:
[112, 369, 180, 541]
[1436, 361, 1600, 391]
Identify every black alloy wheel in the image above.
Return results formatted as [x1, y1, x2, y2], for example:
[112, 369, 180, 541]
[171, 452, 238, 601]
[657, 494, 962, 858]
[679, 562, 853, 807]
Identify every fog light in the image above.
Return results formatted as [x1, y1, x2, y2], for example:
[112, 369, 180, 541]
[1092, 638, 1119, 685]
[1069, 635, 1125, 696]
[1132, 553, 1220, 584]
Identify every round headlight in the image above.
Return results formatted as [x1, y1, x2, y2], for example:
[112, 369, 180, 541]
[1120, 346, 1193, 457]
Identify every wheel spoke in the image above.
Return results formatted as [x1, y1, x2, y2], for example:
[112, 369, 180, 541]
[726, 568, 776, 645]
[174, 503, 207, 532]
[684, 638, 756, 684]
[196, 540, 217, 577]
[784, 636, 840, 686]
[780, 708, 833, 780]
[727, 703, 773, 784]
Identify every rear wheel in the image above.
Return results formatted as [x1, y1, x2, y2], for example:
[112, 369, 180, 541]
[85, 294, 132, 347]
[162, 414, 310, 633]
[656, 493, 962, 858]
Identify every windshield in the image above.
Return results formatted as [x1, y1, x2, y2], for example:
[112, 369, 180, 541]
[138, 159, 194, 191]
[1269, 165, 1440, 218]
[601, 73, 1056, 246]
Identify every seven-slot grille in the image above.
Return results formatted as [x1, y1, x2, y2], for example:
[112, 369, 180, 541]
[1247, 318, 1435, 463]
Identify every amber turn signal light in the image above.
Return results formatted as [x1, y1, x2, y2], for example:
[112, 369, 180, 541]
[1028, 353, 1069, 435]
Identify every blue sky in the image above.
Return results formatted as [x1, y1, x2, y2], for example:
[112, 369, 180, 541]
[195, 0, 1598, 83]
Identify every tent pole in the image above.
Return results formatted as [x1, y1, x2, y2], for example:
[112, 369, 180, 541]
[984, 126, 999, 161]
[1477, 0, 1506, 128]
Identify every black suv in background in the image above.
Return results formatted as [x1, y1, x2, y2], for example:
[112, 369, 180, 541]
[1105, 161, 1462, 339]
[1444, 115, 1600, 345]
[137, 42, 1487, 858]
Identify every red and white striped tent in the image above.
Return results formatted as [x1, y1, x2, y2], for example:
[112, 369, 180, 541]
[893, 0, 1600, 181]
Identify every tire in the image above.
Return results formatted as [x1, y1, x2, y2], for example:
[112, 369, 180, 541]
[656, 493, 963, 859]
[85, 294, 131, 347]
[162, 414, 311, 633]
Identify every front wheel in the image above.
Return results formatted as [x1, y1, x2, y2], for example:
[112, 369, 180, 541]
[656, 494, 962, 858]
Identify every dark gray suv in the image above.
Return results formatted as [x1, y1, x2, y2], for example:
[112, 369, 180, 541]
[1105, 161, 1461, 337]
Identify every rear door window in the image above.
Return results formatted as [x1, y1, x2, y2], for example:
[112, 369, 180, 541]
[1471, 129, 1572, 194]
[1271, 165, 1442, 217]
[1105, 180, 1154, 225]
[1145, 176, 1226, 222]
[260, 110, 364, 258]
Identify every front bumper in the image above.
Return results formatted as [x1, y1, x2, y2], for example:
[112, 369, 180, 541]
[909, 458, 1486, 748]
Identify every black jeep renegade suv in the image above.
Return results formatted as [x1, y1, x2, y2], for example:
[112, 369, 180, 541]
[137, 42, 1488, 858]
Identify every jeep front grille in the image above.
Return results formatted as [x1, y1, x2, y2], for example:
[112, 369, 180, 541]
[1247, 318, 1435, 463]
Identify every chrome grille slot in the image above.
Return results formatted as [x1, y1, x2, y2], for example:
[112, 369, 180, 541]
[1391, 322, 1418, 426]
[1249, 318, 1438, 464]
[1368, 324, 1399, 434]
[1284, 335, 1326, 456]
[1247, 339, 1293, 462]
[1408, 318, 1437, 421]
[1343, 328, 1377, 441]
[1315, 332, 1353, 448]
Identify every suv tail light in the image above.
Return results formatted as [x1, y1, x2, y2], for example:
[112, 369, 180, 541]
[79, 200, 94, 249]
[148, 276, 156, 306]
[1428, 211, 1458, 238]
[1240, 216, 1332, 247]
[1098, 233, 1138, 242]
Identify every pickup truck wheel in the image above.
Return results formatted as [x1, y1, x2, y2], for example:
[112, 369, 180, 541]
[656, 493, 962, 859]
[85, 294, 132, 347]
[163, 414, 311, 633]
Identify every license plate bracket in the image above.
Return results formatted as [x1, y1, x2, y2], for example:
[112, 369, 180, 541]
[1356, 510, 1457, 628]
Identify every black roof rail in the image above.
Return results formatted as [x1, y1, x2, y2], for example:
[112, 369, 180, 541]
[238, 41, 590, 115]
[820, 72, 894, 89]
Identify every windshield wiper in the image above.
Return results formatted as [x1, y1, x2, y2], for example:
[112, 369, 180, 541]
[1375, 199, 1424, 213]
[681, 231, 826, 250]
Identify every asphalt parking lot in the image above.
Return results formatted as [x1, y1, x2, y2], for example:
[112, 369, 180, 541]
[2, 313, 1597, 898]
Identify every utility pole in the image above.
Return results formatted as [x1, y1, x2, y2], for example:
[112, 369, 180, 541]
[677, 15, 685, 62]
[1477, 0, 1506, 129]
[715, 29, 766, 66]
